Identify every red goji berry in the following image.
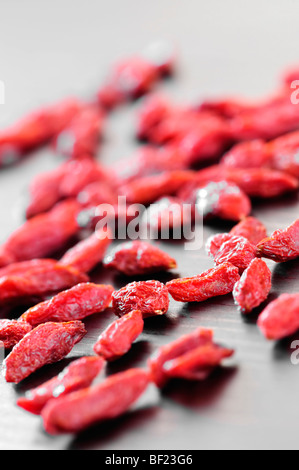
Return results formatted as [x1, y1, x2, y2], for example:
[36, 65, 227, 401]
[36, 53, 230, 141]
[230, 216, 268, 245]
[53, 104, 105, 160]
[0, 263, 88, 306]
[3, 321, 87, 383]
[115, 145, 189, 184]
[17, 356, 105, 415]
[195, 180, 252, 222]
[59, 159, 113, 199]
[233, 258, 272, 314]
[0, 98, 82, 167]
[0, 320, 32, 349]
[256, 219, 299, 262]
[112, 280, 169, 318]
[166, 263, 240, 302]
[2, 199, 82, 263]
[148, 327, 234, 387]
[41, 368, 150, 434]
[104, 241, 177, 276]
[257, 293, 299, 340]
[77, 181, 118, 208]
[97, 56, 159, 110]
[60, 229, 112, 273]
[26, 164, 68, 218]
[93, 309, 144, 360]
[142, 196, 193, 234]
[221, 139, 272, 169]
[205, 233, 234, 258]
[120, 170, 196, 205]
[136, 94, 173, 140]
[163, 343, 234, 381]
[213, 236, 257, 272]
[19, 282, 114, 327]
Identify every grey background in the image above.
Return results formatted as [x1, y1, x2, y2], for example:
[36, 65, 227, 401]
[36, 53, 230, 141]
[0, 0, 298, 450]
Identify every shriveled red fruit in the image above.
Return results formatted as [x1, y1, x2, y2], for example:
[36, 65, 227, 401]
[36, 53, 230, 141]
[112, 280, 169, 318]
[42, 368, 150, 434]
[52, 104, 105, 159]
[0, 320, 32, 349]
[233, 258, 272, 313]
[221, 139, 272, 169]
[0, 98, 82, 166]
[205, 233, 234, 258]
[164, 344, 234, 381]
[104, 241, 177, 276]
[93, 310, 144, 360]
[230, 216, 268, 245]
[3, 321, 87, 383]
[0, 263, 88, 306]
[60, 229, 112, 273]
[17, 356, 105, 415]
[224, 167, 299, 198]
[148, 327, 234, 387]
[166, 263, 240, 302]
[120, 170, 196, 205]
[2, 199, 82, 262]
[213, 236, 257, 271]
[196, 180, 251, 221]
[77, 181, 118, 208]
[257, 293, 299, 340]
[256, 219, 299, 262]
[97, 56, 159, 109]
[19, 283, 114, 327]
[136, 94, 173, 140]
[115, 145, 189, 184]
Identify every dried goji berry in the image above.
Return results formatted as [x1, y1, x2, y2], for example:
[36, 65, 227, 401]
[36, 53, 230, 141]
[120, 170, 196, 205]
[205, 233, 234, 258]
[112, 280, 169, 318]
[163, 343, 234, 381]
[136, 94, 173, 140]
[0, 98, 82, 167]
[17, 356, 105, 415]
[77, 181, 118, 208]
[0, 320, 32, 349]
[0, 263, 88, 306]
[115, 145, 189, 184]
[104, 240, 177, 276]
[257, 293, 299, 340]
[26, 164, 68, 219]
[233, 258, 272, 314]
[256, 219, 299, 262]
[195, 180, 252, 222]
[166, 263, 240, 302]
[3, 321, 87, 383]
[41, 368, 150, 434]
[213, 235, 257, 272]
[19, 282, 114, 326]
[97, 56, 159, 109]
[2, 199, 82, 263]
[221, 139, 272, 169]
[230, 216, 268, 245]
[60, 229, 112, 273]
[59, 159, 113, 199]
[53, 104, 105, 159]
[148, 327, 234, 387]
[93, 309, 144, 360]
[142, 196, 193, 235]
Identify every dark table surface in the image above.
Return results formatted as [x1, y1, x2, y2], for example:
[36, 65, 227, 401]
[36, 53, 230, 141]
[0, 0, 298, 450]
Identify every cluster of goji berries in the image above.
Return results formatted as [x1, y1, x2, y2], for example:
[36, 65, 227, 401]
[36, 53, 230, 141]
[0, 45, 298, 436]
